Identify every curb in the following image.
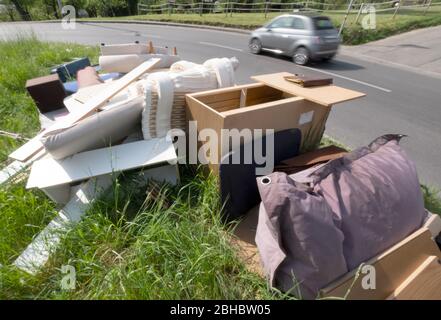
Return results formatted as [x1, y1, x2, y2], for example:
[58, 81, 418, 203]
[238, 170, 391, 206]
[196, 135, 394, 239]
[339, 46, 441, 80]
[41, 19, 252, 35]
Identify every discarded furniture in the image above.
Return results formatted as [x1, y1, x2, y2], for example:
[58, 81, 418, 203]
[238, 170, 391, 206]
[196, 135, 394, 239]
[233, 140, 441, 300]
[100, 41, 181, 73]
[26, 74, 67, 113]
[185, 72, 365, 175]
[219, 128, 301, 220]
[234, 204, 441, 300]
[9, 58, 161, 163]
[51, 57, 91, 82]
[2, 58, 174, 273]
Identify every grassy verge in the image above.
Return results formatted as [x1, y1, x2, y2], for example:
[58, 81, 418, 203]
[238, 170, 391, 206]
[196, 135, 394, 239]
[0, 36, 273, 299]
[0, 37, 440, 299]
[80, 6, 441, 45]
[0, 35, 99, 162]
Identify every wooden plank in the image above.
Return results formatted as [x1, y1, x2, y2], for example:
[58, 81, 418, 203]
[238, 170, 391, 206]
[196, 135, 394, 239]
[14, 175, 113, 275]
[197, 90, 241, 105]
[245, 95, 285, 107]
[208, 98, 240, 111]
[27, 137, 177, 189]
[387, 255, 441, 300]
[0, 149, 46, 185]
[42, 184, 72, 205]
[424, 213, 441, 238]
[8, 133, 45, 162]
[188, 83, 264, 102]
[0, 161, 28, 185]
[9, 58, 161, 162]
[14, 164, 179, 275]
[245, 85, 283, 104]
[47, 58, 161, 133]
[239, 89, 246, 108]
[72, 82, 110, 105]
[320, 228, 441, 299]
[252, 72, 366, 107]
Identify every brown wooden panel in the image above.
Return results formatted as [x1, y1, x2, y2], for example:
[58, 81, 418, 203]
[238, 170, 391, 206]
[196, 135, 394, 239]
[320, 228, 441, 300]
[388, 255, 441, 300]
[252, 72, 366, 106]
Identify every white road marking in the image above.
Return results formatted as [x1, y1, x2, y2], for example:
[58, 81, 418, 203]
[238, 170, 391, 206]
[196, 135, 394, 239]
[199, 41, 243, 52]
[299, 65, 392, 93]
[142, 34, 162, 39]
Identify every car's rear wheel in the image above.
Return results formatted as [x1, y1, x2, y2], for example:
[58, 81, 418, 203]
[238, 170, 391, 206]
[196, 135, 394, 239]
[249, 38, 262, 54]
[292, 47, 310, 65]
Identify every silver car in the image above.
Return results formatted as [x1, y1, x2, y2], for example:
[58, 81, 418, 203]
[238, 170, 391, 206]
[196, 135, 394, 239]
[249, 14, 341, 65]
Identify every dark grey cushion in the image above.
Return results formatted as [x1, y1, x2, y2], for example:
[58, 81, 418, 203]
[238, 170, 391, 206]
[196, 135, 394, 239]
[41, 97, 143, 159]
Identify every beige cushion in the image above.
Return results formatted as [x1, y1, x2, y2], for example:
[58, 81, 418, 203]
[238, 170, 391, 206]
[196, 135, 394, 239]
[41, 96, 143, 160]
[143, 91, 186, 139]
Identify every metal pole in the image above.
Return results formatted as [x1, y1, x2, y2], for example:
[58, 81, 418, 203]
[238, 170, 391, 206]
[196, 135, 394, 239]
[339, 0, 355, 36]
[355, 3, 364, 24]
[56, 0, 63, 16]
[424, 0, 432, 15]
[199, 1, 203, 16]
[393, 0, 401, 19]
[264, 1, 269, 18]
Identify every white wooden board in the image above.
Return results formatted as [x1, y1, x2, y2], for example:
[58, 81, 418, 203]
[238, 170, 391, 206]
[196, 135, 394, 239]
[27, 137, 177, 189]
[424, 213, 441, 238]
[14, 175, 113, 274]
[14, 164, 179, 274]
[0, 149, 46, 185]
[46, 58, 161, 133]
[9, 58, 160, 162]
[8, 133, 45, 162]
[0, 161, 27, 185]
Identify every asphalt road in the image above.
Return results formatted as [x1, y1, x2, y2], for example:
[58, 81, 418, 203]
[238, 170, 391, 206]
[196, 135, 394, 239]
[1, 21, 440, 188]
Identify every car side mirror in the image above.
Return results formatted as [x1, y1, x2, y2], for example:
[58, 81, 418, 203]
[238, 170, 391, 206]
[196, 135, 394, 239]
[267, 28, 272, 32]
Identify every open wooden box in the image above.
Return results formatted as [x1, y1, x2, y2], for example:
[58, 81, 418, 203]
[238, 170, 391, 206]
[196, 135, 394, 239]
[185, 72, 365, 174]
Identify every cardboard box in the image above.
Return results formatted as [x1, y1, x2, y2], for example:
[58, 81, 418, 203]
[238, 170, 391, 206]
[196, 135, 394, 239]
[185, 72, 365, 174]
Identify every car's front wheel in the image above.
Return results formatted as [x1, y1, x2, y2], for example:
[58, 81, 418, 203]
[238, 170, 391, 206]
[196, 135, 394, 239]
[249, 38, 262, 54]
[292, 47, 310, 65]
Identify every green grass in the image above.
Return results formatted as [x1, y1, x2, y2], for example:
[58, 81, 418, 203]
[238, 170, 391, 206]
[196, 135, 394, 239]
[0, 37, 440, 299]
[0, 37, 273, 299]
[0, 169, 276, 299]
[80, 6, 441, 45]
[0, 34, 99, 162]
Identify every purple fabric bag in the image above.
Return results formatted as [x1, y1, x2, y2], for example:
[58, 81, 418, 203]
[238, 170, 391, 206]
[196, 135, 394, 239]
[256, 134, 426, 299]
[256, 173, 347, 299]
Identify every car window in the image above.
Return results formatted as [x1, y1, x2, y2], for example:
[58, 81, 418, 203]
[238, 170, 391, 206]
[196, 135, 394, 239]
[268, 17, 294, 29]
[312, 17, 334, 30]
[292, 17, 305, 30]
